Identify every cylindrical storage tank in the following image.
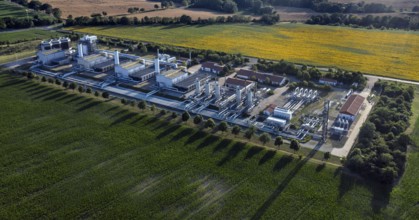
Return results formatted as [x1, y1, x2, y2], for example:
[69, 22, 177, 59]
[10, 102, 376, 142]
[215, 82, 221, 100]
[205, 80, 211, 97]
[195, 78, 201, 95]
[114, 50, 120, 65]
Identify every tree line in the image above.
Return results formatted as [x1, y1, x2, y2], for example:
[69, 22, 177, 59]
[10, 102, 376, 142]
[254, 59, 366, 87]
[168, 0, 393, 14]
[307, 13, 419, 31]
[347, 82, 414, 184]
[0, 0, 61, 29]
[11, 0, 62, 18]
[266, 0, 393, 13]
[65, 13, 279, 26]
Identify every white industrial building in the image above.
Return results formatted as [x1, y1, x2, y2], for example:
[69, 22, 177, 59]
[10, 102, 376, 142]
[319, 78, 338, 86]
[37, 49, 68, 65]
[265, 117, 287, 128]
[113, 50, 147, 79]
[79, 35, 97, 56]
[273, 107, 293, 121]
[77, 53, 110, 70]
[37, 37, 71, 65]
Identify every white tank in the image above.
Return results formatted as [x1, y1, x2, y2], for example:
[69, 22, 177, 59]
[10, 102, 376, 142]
[154, 58, 160, 74]
[195, 78, 201, 95]
[215, 82, 221, 100]
[247, 90, 253, 107]
[78, 44, 83, 58]
[114, 50, 120, 65]
[236, 86, 241, 104]
[205, 80, 211, 97]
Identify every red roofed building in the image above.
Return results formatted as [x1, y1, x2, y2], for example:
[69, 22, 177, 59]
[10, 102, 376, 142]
[200, 62, 224, 74]
[236, 69, 286, 86]
[263, 104, 277, 116]
[224, 78, 254, 90]
[339, 94, 365, 121]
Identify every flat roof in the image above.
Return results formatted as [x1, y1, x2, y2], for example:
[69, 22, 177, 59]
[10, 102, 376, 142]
[83, 54, 104, 62]
[225, 78, 253, 87]
[41, 49, 63, 55]
[130, 67, 155, 78]
[162, 68, 187, 79]
[175, 73, 209, 89]
[93, 60, 114, 69]
[121, 61, 143, 70]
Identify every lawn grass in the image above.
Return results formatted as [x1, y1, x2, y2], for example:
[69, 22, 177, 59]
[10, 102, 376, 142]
[66, 23, 419, 81]
[0, 73, 415, 219]
[0, 29, 61, 43]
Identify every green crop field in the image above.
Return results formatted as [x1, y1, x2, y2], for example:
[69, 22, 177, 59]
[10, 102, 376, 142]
[0, 73, 418, 219]
[67, 23, 419, 81]
[0, 29, 60, 43]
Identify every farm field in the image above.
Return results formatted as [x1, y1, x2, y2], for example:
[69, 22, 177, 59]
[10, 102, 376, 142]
[0, 49, 34, 64]
[0, 73, 410, 219]
[67, 23, 419, 81]
[42, 0, 157, 18]
[332, 0, 418, 10]
[0, 29, 61, 43]
[126, 7, 240, 20]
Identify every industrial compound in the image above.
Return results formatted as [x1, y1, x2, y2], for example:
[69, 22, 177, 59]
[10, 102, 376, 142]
[32, 36, 370, 152]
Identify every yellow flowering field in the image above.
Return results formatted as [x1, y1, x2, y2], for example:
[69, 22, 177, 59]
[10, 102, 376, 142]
[67, 23, 419, 81]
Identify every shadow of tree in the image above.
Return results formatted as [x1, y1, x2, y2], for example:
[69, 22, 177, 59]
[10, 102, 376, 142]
[171, 128, 193, 142]
[196, 135, 220, 150]
[217, 142, 246, 166]
[251, 143, 322, 220]
[64, 96, 83, 104]
[110, 109, 128, 118]
[130, 115, 147, 125]
[259, 150, 276, 165]
[30, 87, 54, 98]
[155, 124, 181, 139]
[145, 116, 159, 125]
[103, 106, 119, 114]
[0, 79, 26, 88]
[110, 112, 138, 126]
[185, 130, 208, 146]
[273, 155, 294, 172]
[213, 139, 233, 154]
[77, 100, 102, 112]
[244, 146, 264, 160]
[152, 121, 169, 130]
[25, 85, 43, 93]
[315, 163, 326, 172]
[21, 82, 39, 91]
[42, 91, 67, 101]
[337, 170, 391, 214]
[56, 93, 77, 102]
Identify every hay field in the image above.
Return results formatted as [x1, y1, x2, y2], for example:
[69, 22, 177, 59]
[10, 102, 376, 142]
[42, 0, 157, 17]
[332, 0, 417, 10]
[127, 7, 238, 19]
[67, 23, 419, 81]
